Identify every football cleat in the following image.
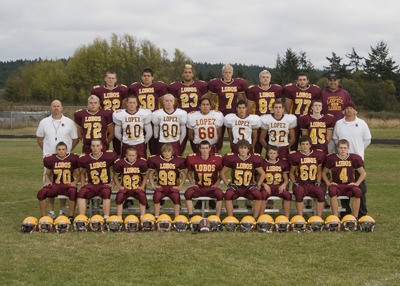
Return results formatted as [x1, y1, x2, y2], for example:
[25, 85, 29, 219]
[173, 215, 189, 232]
[141, 213, 156, 231]
[38, 216, 54, 233]
[89, 214, 105, 232]
[341, 214, 358, 231]
[290, 215, 307, 232]
[106, 215, 123, 232]
[73, 214, 89, 232]
[325, 215, 341, 231]
[222, 216, 239, 232]
[256, 214, 275, 233]
[21, 216, 38, 233]
[307, 216, 324, 232]
[207, 215, 222, 232]
[240, 216, 256, 232]
[358, 215, 375, 232]
[156, 214, 173, 232]
[124, 215, 140, 232]
[54, 215, 71, 233]
[275, 215, 290, 232]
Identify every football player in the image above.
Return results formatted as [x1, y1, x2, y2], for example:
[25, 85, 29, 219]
[185, 140, 224, 217]
[220, 139, 266, 218]
[148, 144, 186, 218]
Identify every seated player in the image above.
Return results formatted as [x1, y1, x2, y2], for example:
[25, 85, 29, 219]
[113, 147, 148, 219]
[148, 143, 186, 218]
[322, 139, 366, 218]
[288, 135, 325, 217]
[220, 139, 265, 218]
[185, 140, 224, 217]
[260, 146, 291, 218]
[37, 142, 79, 221]
[77, 139, 117, 220]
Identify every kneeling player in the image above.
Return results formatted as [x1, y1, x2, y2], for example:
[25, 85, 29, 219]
[220, 139, 265, 218]
[113, 147, 148, 218]
[185, 140, 224, 217]
[288, 136, 325, 217]
[148, 144, 186, 218]
[322, 139, 366, 217]
[37, 142, 79, 220]
[261, 146, 291, 218]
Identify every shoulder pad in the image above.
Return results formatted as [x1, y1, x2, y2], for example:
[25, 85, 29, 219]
[253, 153, 262, 157]
[188, 111, 197, 114]
[289, 151, 297, 155]
[311, 84, 320, 87]
[120, 84, 127, 87]
[187, 153, 197, 157]
[214, 154, 223, 158]
[115, 109, 123, 113]
[75, 109, 83, 112]
[149, 155, 157, 158]
[79, 153, 86, 158]
[326, 113, 334, 117]
[106, 150, 114, 153]
[114, 158, 121, 163]
[226, 153, 234, 156]
[198, 80, 207, 83]
[92, 85, 100, 89]
[285, 83, 293, 87]
[72, 153, 80, 156]
[248, 85, 255, 89]
[274, 84, 282, 88]
[44, 154, 52, 158]
[139, 157, 147, 162]
[130, 82, 139, 85]
[158, 81, 166, 84]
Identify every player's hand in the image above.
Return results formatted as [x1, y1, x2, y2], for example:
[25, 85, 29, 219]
[227, 183, 238, 192]
[43, 181, 52, 187]
[348, 182, 358, 186]
[292, 182, 300, 188]
[262, 183, 271, 194]
[154, 185, 162, 191]
[329, 182, 338, 186]
[278, 185, 285, 194]
[119, 186, 125, 191]
[69, 181, 77, 187]
[246, 183, 259, 192]
[172, 186, 180, 192]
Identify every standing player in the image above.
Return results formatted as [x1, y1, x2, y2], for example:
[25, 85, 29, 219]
[259, 99, 297, 160]
[77, 139, 117, 219]
[152, 94, 188, 156]
[322, 139, 366, 217]
[91, 70, 129, 155]
[187, 97, 224, 153]
[37, 142, 79, 221]
[185, 140, 224, 217]
[168, 64, 208, 153]
[113, 95, 152, 158]
[246, 70, 283, 154]
[288, 136, 325, 217]
[209, 64, 247, 151]
[74, 95, 114, 153]
[113, 147, 148, 218]
[148, 144, 186, 218]
[129, 68, 168, 156]
[224, 100, 260, 153]
[220, 139, 266, 218]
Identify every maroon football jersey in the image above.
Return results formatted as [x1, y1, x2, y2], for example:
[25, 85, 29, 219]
[321, 87, 352, 123]
[148, 155, 186, 186]
[43, 153, 79, 184]
[245, 84, 283, 115]
[223, 153, 263, 187]
[74, 109, 113, 147]
[208, 78, 247, 115]
[186, 153, 223, 187]
[168, 80, 209, 113]
[262, 159, 289, 186]
[298, 114, 336, 152]
[128, 81, 168, 111]
[324, 153, 364, 184]
[78, 151, 117, 184]
[288, 150, 325, 184]
[91, 85, 129, 111]
[113, 157, 148, 190]
[283, 84, 322, 117]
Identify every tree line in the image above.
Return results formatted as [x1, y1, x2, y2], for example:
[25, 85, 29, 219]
[1, 34, 399, 112]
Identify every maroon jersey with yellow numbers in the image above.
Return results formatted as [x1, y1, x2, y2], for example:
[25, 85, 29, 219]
[262, 159, 289, 186]
[186, 153, 223, 187]
[324, 153, 364, 184]
[288, 150, 325, 184]
[128, 81, 168, 111]
[208, 78, 247, 115]
[168, 80, 209, 113]
[245, 84, 283, 115]
[78, 151, 117, 184]
[298, 114, 335, 153]
[43, 153, 80, 184]
[283, 84, 321, 117]
[113, 157, 148, 190]
[91, 85, 129, 111]
[148, 155, 186, 186]
[222, 153, 263, 187]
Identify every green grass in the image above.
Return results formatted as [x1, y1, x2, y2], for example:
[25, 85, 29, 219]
[0, 139, 399, 285]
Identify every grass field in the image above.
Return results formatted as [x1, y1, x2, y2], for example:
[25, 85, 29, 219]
[0, 139, 399, 285]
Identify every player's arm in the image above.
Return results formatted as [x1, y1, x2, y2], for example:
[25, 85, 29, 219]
[144, 122, 153, 144]
[247, 100, 254, 114]
[326, 128, 333, 144]
[301, 129, 308, 136]
[188, 128, 194, 143]
[80, 168, 87, 187]
[187, 170, 196, 186]
[278, 172, 289, 192]
[255, 167, 266, 188]
[209, 92, 217, 103]
[322, 167, 334, 186]
[220, 166, 230, 186]
[153, 124, 159, 139]
[284, 98, 293, 114]
[238, 91, 246, 101]
[175, 169, 187, 191]
[216, 127, 222, 145]
[44, 169, 52, 186]
[352, 167, 367, 186]
[288, 127, 296, 148]
[106, 123, 115, 144]
[251, 128, 258, 149]
[121, 98, 127, 109]
[140, 173, 147, 190]
[71, 138, 79, 151]
[76, 125, 84, 142]
[316, 164, 322, 185]
[227, 127, 233, 143]
[259, 129, 268, 149]
[113, 172, 124, 191]
[179, 124, 187, 144]
[70, 168, 80, 187]
[289, 165, 297, 185]
[37, 137, 44, 150]
[148, 169, 158, 189]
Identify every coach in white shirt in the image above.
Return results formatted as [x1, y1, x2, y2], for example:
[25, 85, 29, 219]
[333, 101, 371, 217]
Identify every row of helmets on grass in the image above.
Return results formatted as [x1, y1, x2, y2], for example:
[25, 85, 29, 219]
[21, 214, 376, 233]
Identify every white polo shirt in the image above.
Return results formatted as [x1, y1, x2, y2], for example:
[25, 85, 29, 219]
[36, 114, 78, 157]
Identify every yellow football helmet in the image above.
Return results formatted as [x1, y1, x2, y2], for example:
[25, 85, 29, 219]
[157, 214, 173, 232]
[73, 214, 89, 232]
[89, 214, 105, 232]
[141, 213, 156, 231]
[341, 214, 358, 231]
[358, 215, 375, 232]
[275, 215, 290, 232]
[207, 215, 222, 232]
[325, 215, 341, 231]
[189, 215, 203, 233]
[38, 216, 54, 233]
[124, 215, 140, 232]
[54, 215, 71, 233]
[240, 216, 256, 232]
[256, 214, 275, 233]
[21, 216, 38, 233]
[173, 215, 189, 232]
[106, 215, 123, 232]
[222, 216, 239, 232]
[307, 216, 324, 232]
[290, 215, 307, 232]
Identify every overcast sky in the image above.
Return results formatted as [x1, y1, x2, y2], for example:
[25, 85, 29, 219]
[0, 0, 398, 69]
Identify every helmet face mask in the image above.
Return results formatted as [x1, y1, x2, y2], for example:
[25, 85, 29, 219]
[107, 221, 122, 232]
[74, 221, 88, 232]
[39, 222, 53, 233]
[257, 222, 273, 233]
[173, 221, 188, 232]
[276, 222, 289, 233]
[141, 221, 154, 231]
[224, 222, 238, 232]
[309, 221, 324, 232]
[21, 224, 36, 233]
[209, 221, 221, 232]
[90, 221, 103, 232]
[125, 222, 139, 232]
[55, 223, 70, 233]
[292, 222, 306, 233]
[240, 222, 254, 232]
[157, 221, 172, 232]
[190, 222, 201, 233]
[343, 221, 357, 231]
[325, 215, 341, 232]
[359, 222, 375, 232]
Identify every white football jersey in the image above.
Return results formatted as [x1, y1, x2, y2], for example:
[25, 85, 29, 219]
[152, 108, 188, 143]
[187, 110, 224, 145]
[260, 114, 297, 147]
[224, 114, 261, 144]
[113, 108, 152, 144]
